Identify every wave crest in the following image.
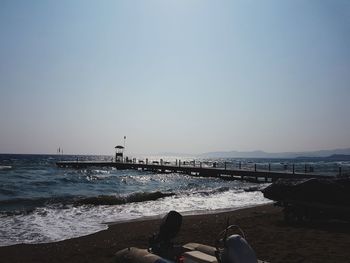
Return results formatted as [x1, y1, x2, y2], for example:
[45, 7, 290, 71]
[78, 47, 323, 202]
[75, 191, 175, 206]
[0, 165, 12, 170]
[196, 186, 230, 196]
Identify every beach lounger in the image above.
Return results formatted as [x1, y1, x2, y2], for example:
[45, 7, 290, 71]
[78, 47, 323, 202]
[182, 250, 218, 263]
[183, 243, 217, 256]
[182, 242, 269, 263]
[114, 247, 162, 263]
[114, 211, 269, 263]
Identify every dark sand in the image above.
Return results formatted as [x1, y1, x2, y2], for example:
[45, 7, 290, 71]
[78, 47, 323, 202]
[1, 204, 350, 263]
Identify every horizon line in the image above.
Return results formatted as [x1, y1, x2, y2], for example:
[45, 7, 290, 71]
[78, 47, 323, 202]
[1, 146, 350, 157]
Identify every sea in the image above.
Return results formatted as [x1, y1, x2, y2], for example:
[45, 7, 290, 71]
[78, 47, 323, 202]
[0, 154, 348, 247]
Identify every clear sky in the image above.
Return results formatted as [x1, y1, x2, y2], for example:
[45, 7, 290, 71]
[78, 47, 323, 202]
[0, 0, 349, 155]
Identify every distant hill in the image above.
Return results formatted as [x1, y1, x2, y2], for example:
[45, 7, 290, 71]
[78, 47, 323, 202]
[199, 148, 350, 159]
[296, 154, 350, 161]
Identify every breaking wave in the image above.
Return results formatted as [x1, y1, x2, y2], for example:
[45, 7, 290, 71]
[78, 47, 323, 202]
[75, 191, 176, 205]
[0, 165, 12, 170]
[0, 190, 271, 246]
[195, 186, 230, 196]
[0, 191, 176, 214]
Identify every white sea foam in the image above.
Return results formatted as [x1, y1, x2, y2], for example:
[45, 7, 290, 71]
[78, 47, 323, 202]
[0, 190, 271, 246]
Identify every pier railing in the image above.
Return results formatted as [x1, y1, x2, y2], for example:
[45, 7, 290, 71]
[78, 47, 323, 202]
[115, 158, 346, 177]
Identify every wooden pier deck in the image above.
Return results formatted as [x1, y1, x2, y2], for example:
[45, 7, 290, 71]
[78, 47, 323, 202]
[56, 161, 333, 183]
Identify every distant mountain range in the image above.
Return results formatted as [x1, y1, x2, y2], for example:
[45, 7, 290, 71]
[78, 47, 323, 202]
[153, 148, 350, 159]
[198, 148, 350, 159]
[295, 154, 350, 161]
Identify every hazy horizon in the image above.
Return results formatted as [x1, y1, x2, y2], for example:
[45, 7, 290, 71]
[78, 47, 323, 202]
[1, 146, 350, 157]
[1, 1, 350, 155]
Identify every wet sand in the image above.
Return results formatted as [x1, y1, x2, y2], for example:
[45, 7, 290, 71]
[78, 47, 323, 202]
[1, 204, 350, 263]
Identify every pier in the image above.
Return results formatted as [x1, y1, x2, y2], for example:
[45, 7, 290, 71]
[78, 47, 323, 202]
[56, 160, 334, 183]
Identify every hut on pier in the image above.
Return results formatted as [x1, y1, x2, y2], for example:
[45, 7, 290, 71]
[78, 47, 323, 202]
[115, 145, 124, 162]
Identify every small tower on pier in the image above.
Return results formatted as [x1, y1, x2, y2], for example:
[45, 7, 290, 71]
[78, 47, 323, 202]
[115, 145, 124, 162]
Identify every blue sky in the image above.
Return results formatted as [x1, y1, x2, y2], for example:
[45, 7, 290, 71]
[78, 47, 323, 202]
[0, 0, 349, 155]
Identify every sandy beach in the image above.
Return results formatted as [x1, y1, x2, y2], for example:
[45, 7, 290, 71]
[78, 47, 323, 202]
[1, 204, 350, 263]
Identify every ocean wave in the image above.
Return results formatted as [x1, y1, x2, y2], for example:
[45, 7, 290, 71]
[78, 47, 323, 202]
[58, 176, 83, 183]
[75, 191, 176, 206]
[0, 190, 271, 246]
[0, 165, 12, 170]
[0, 188, 17, 195]
[0, 191, 176, 214]
[195, 186, 230, 196]
[0, 187, 238, 214]
[0, 196, 74, 213]
[29, 180, 58, 186]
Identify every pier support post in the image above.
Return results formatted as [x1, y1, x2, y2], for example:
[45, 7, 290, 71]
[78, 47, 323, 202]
[224, 162, 227, 170]
[254, 164, 257, 172]
[305, 164, 307, 173]
[200, 162, 202, 168]
[146, 158, 148, 165]
[239, 161, 241, 170]
[268, 163, 271, 171]
[339, 166, 342, 177]
[293, 164, 295, 174]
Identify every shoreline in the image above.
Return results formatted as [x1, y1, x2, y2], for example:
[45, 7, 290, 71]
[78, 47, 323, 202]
[105, 202, 273, 226]
[1, 203, 350, 263]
